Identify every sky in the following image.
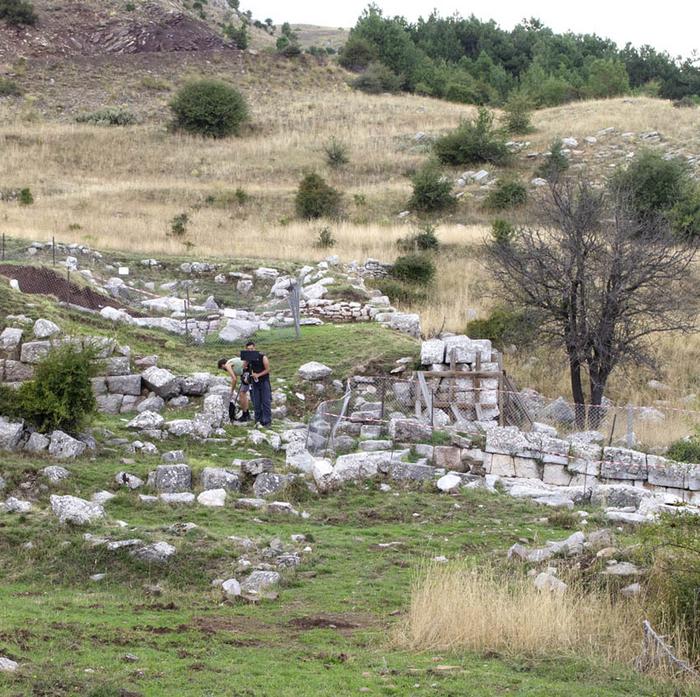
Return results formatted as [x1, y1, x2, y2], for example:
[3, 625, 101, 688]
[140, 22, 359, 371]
[249, 0, 700, 59]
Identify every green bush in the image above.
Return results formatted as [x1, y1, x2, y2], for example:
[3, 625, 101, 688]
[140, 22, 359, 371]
[669, 188, 700, 240]
[667, 436, 700, 463]
[314, 226, 336, 248]
[408, 162, 455, 212]
[503, 93, 533, 134]
[169, 212, 189, 237]
[484, 178, 528, 210]
[223, 23, 249, 50]
[170, 80, 249, 138]
[75, 107, 136, 126]
[1, 345, 97, 433]
[466, 307, 537, 348]
[642, 513, 700, 659]
[0, 77, 21, 97]
[535, 139, 570, 181]
[295, 173, 342, 220]
[352, 62, 402, 94]
[673, 96, 699, 108]
[391, 254, 435, 285]
[323, 137, 349, 168]
[234, 187, 249, 205]
[339, 35, 379, 71]
[397, 223, 439, 252]
[612, 149, 700, 239]
[491, 218, 515, 245]
[434, 108, 511, 167]
[0, 0, 37, 25]
[585, 58, 630, 99]
[18, 187, 33, 205]
[370, 278, 427, 304]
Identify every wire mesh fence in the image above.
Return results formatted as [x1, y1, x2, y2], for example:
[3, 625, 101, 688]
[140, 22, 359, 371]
[306, 375, 700, 458]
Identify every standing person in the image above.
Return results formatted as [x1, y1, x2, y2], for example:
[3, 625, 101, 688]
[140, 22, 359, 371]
[245, 340, 272, 427]
[217, 355, 251, 422]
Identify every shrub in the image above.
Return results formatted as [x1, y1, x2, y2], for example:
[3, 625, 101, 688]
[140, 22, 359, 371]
[370, 278, 427, 304]
[18, 187, 33, 205]
[125, 1, 135, 10]
[490, 218, 515, 245]
[612, 149, 700, 240]
[397, 223, 439, 252]
[391, 254, 435, 285]
[3, 345, 97, 433]
[466, 307, 536, 348]
[484, 178, 528, 210]
[314, 226, 336, 248]
[323, 137, 349, 168]
[0, 0, 37, 25]
[669, 187, 700, 240]
[352, 62, 402, 94]
[407, 162, 456, 213]
[170, 80, 249, 138]
[643, 513, 700, 659]
[295, 172, 342, 219]
[169, 212, 189, 237]
[223, 23, 248, 49]
[339, 35, 378, 71]
[535, 139, 569, 181]
[75, 107, 136, 126]
[503, 93, 533, 134]
[434, 108, 511, 167]
[234, 187, 249, 205]
[673, 96, 699, 109]
[0, 78, 21, 97]
[667, 436, 700, 463]
[585, 58, 630, 99]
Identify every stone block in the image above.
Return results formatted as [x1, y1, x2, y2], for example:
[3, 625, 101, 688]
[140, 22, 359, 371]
[102, 356, 131, 376]
[433, 446, 461, 470]
[601, 447, 647, 480]
[542, 464, 572, 486]
[647, 455, 690, 489]
[4, 360, 33, 382]
[107, 374, 142, 396]
[420, 339, 445, 365]
[514, 456, 540, 479]
[20, 340, 51, 364]
[489, 452, 515, 477]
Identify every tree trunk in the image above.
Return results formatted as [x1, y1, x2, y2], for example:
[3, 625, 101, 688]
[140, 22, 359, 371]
[569, 356, 586, 428]
[588, 370, 608, 429]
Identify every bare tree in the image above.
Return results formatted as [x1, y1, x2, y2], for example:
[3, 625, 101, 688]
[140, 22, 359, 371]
[487, 179, 699, 426]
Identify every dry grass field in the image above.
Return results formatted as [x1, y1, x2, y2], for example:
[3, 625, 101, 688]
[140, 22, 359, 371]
[1, 81, 699, 407]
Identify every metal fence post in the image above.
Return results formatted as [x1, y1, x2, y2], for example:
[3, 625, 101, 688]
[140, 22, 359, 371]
[52, 236, 56, 266]
[626, 404, 634, 448]
[1, 233, 5, 261]
[184, 286, 190, 341]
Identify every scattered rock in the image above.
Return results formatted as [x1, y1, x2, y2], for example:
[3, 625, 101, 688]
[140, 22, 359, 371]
[50, 495, 105, 525]
[131, 541, 176, 564]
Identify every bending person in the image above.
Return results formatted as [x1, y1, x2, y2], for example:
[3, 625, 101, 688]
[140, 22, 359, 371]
[217, 355, 251, 422]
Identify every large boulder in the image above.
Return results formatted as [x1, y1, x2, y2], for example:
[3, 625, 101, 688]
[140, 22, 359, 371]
[115, 472, 144, 489]
[0, 327, 23, 358]
[151, 464, 192, 493]
[131, 541, 176, 564]
[197, 489, 227, 507]
[4, 360, 34, 382]
[106, 375, 142, 396]
[0, 418, 24, 452]
[298, 362, 333, 381]
[20, 340, 51, 364]
[253, 472, 292, 498]
[200, 467, 241, 491]
[141, 366, 182, 399]
[136, 396, 165, 413]
[41, 465, 71, 483]
[420, 339, 445, 365]
[48, 431, 86, 460]
[218, 319, 259, 343]
[24, 431, 49, 453]
[311, 458, 337, 492]
[127, 410, 164, 430]
[389, 418, 433, 443]
[540, 397, 576, 426]
[165, 419, 196, 437]
[50, 495, 104, 525]
[241, 570, 281, 594]
[33, 318, 61, 339]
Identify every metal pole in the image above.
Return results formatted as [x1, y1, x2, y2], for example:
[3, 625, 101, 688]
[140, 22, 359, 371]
[626, 404, 634, 448]
[1, 233, 5, 261]
[52, 236, 56, 266]
[184, 286, 190, 341]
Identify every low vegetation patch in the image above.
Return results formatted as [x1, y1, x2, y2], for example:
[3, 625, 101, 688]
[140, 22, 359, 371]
[295, 172, 342, 220]
[407, 162, 456, 213]
[484, 178, 528, 210]
[75, 107, 136, 126]
[391, 254, 435, 285]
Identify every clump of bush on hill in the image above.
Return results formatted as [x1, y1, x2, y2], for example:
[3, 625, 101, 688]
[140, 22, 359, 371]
[666, 435, 700, 463]
[484, 178, 528, 210]
[434, 108, 511, 167]
[170, 80, 249, 138]
[0, 345, 96, 433]
[295, 172, 342, 219]
[352, 62, 402, 94]
[76, 107, 136, 126]
[408, 162, 456, 212]
[397, 223, 440, 252]
[467, 307, 537, 349]
[503, 92, 534, 134]
[612, 149, 700, 240]
[0, 77, 21, 97]
[0, 0, 37, 26]
[535, 139, 570, 182]
[391, 254, 435, 285]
